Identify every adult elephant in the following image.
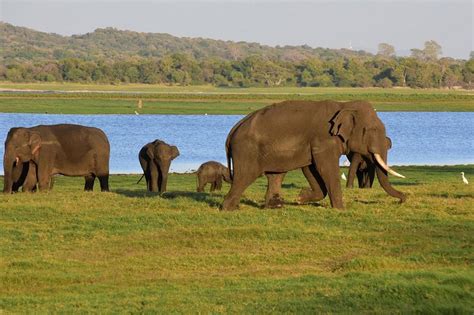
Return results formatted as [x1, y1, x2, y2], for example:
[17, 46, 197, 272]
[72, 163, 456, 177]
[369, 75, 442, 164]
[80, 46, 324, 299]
[3, 124, 110, 193]
[346, 137, 392, 189]
[222, 100, 405, 210]
[138, 139, 180, 193]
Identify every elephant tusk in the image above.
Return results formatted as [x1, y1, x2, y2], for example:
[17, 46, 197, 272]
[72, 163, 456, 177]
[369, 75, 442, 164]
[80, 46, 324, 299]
[374, 153, 406, 179]
[15, 156, 19, 165]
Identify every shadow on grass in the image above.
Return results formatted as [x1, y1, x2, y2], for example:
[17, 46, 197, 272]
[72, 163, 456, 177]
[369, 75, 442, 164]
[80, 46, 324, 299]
[382, 181, 420, 186]
[114, 188, 266, 209]
[161, 191, 224, 207]
[427, 192, 473, 199]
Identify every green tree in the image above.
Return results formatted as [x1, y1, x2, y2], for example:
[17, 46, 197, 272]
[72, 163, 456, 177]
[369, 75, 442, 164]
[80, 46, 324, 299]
[377, 43, 395, 58]
[423, 40, 442, 60]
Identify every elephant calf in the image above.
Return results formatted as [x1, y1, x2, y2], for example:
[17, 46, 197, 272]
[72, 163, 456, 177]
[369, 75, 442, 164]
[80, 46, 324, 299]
[196, 161, 232, 192]
[12, 161, 38, 192]
[138, 139, 180, 193]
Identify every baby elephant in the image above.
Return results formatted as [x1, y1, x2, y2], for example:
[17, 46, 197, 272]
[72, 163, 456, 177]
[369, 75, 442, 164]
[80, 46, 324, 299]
[196, 161, 232, 192]
[138, 139, 180, 193]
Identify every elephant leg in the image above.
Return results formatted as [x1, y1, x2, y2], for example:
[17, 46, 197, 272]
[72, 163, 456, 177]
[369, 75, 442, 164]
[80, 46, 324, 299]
[346, 161, 359, 189]
[149, 162, 159, 192]
[37, 167, 53, 192]
[222, 164, 261, 211]
[356, 169, 365, 188]
[360, 171, 370, 188]
[22, 172, 38, 192]
[84, 175, 96, 191]
[95, 153, 110, 192]
[98, 175, 109, 192]
[297, 164, 327, 204]
[264, 172, 286, 208]
[157, 163, 171, 194]
[313, 152, 344, 209]
[197, 177, 205, 192]
[366, 165, 376, 188]
[144, 173, 151, 191]
[216, 177, 223, 191]
[210, 181, 217, 192]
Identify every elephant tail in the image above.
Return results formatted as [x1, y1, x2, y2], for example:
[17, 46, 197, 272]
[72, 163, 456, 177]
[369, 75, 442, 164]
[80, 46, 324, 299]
[226, 139, 233, 181]
[136, 173, 145, 184]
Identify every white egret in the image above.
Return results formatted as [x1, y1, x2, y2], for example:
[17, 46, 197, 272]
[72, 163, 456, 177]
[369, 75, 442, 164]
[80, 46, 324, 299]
[461, 172, 469, 184]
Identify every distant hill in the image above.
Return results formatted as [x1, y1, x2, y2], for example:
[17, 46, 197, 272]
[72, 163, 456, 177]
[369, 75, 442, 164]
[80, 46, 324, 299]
[0, 22, 372, 62]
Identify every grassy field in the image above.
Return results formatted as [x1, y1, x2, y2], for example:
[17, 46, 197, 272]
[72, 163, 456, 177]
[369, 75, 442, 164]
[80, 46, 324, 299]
[0, 83, 472, 114]
[1, 165, 473, 312]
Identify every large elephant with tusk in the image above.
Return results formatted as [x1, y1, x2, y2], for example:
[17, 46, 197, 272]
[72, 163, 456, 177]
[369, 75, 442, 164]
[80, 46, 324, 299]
[3, 124, 110, 193]
[222, 100, 405, 210]
[346, 136, 393, 189]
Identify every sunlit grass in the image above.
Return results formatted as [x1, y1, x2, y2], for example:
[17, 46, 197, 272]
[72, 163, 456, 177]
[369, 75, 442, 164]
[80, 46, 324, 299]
[1, 165, 473, 312]
[0, 83, 472, 114]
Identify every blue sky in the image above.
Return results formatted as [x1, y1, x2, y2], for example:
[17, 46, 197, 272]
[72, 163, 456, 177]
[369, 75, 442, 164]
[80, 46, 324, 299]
[1, 0, 472, 58]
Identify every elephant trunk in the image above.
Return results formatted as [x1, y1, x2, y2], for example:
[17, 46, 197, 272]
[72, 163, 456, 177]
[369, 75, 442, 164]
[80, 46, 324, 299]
[223, 167, 232, 184]
[3, 154, 14, 193]
[159, 161, 171, 194]
[375, 165, 406, 203]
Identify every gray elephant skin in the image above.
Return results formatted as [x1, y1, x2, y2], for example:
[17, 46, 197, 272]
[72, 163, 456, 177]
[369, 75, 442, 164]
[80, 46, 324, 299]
[196, 161, 232, 192]
[138, 139, 180, 193]
[222, 100, 406, 210]
[3, 124, 110, 193]
[346, 137, 392, 189]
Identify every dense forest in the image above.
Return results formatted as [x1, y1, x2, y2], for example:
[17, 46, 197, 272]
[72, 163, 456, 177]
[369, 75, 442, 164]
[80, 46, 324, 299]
[1, 22, 473, 88]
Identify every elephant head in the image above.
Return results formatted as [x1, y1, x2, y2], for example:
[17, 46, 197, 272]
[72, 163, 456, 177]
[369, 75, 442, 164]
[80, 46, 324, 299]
[3, 128, 41, 193]
[330, 103, 405, 202]
[146, 140, 180, 193]
[221, 165, 232, 184]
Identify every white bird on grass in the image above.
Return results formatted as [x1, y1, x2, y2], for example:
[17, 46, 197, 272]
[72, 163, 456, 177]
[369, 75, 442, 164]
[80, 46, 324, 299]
[341, 172, 347, 181]
[461, 172, 469, 184]
[134, 111, 140, 115]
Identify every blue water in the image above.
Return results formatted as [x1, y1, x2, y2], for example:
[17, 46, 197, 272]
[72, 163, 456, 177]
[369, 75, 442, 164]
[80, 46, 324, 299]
[0, 113, 472, 174]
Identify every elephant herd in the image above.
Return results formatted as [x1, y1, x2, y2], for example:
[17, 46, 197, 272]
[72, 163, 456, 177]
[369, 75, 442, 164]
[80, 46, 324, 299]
[3, 100, 406, 210]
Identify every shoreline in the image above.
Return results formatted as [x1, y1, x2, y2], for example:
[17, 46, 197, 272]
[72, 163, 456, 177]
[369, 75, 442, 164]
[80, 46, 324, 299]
[1, 164, 470, 177]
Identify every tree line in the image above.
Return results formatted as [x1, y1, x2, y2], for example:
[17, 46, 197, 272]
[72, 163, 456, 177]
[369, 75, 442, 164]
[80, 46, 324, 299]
[2, 53, 472, 88]
[1, 22, 472, 88]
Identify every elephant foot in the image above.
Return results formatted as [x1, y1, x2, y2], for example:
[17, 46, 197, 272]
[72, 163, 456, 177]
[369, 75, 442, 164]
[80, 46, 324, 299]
[221, 199, 239, 211]
[297, 188, 324, 204]
[220, 205, 239, 211]
[265, 194, 284, 209]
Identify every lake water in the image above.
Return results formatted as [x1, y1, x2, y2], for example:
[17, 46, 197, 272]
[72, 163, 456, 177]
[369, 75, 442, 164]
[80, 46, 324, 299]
[0, 112, 472, 174]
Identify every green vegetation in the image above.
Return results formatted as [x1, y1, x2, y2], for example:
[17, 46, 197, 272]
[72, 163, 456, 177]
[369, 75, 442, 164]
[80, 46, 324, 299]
[2, 23, 473, 89]
[1, 165, 473, 312]
[0, 85, 472, 114]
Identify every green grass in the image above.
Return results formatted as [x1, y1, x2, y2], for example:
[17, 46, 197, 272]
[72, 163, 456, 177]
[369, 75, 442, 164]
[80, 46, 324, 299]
[1, 165, 473, 312]
[0, 83, 472, 114]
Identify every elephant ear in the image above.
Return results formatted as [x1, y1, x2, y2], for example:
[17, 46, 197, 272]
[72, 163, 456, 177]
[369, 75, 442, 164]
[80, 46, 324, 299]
[330, 109, 355, 142]
[171, 146, 180, 159]
[385, 137, 392, 150]
[145, 145, 154, 160]
[29, 132, 42, 156]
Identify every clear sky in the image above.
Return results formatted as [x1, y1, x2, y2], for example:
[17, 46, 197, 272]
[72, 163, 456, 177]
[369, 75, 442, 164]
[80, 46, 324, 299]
[1, 0, 472, 59]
